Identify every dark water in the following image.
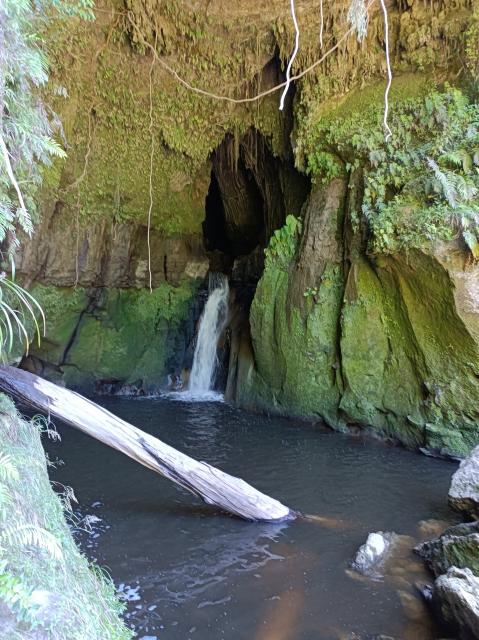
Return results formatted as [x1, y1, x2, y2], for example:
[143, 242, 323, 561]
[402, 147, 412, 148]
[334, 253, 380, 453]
[44, 397, 458, 640]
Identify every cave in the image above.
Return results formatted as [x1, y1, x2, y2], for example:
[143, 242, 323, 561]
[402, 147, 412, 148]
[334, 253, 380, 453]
[203, 127, 310, 283]
[198, 128, 311, 394]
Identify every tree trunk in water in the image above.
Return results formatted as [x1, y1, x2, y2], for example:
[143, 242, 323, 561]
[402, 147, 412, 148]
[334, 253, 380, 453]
[0, 366, 294, 522]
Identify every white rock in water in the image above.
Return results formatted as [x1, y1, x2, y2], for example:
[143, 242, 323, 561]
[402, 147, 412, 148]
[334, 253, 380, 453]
[352, 531, 395, 578]
[434, 567, 479, 639]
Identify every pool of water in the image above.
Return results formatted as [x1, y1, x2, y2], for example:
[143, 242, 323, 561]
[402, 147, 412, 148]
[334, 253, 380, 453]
[44, 396, 458, 640]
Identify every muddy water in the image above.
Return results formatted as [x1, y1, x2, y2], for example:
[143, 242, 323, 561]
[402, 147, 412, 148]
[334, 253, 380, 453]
[44, 397, 458, 640]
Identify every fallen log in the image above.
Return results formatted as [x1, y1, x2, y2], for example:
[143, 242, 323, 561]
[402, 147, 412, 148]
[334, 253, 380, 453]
[0, 365, 295, 522]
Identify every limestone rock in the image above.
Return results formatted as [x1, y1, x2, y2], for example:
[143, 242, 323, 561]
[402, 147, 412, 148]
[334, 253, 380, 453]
[351, 532, 397, 579]
[434, 567, 479, 640]
[415, 521, 479, 577]
[449, 446, 479, 517]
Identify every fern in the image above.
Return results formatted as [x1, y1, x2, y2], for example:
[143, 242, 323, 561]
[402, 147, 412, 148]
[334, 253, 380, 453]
[1, 524, 63, 562]
[427, 157, 457, 208]
[0, 452, 19, 483]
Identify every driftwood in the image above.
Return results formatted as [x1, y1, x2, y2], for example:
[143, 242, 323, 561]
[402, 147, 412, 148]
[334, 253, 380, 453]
[0, 365, 294, 522]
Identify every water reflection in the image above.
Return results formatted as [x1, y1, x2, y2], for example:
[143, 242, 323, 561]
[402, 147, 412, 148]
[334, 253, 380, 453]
[140, 521, 288, 606]
[44, 396, 458, 640]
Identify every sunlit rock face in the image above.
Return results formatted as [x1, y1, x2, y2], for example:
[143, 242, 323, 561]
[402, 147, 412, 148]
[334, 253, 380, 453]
[230, 178, 479, 457]
[15, 0, 479, 452]
[433, 567, 479, 640]
[449, 447, 479, 518]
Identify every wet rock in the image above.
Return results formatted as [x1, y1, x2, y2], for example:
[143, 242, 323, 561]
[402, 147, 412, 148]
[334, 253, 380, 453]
[416, 582, 434, 602]
[449, 445, 479, 517]
[415, 521, 479, 577]
[351, 531, 397, 578]
[95, 378, 123, 395]
[433, 567, 479, 640]
[94, 377, 147, 397]
[117, 380, 146, 397]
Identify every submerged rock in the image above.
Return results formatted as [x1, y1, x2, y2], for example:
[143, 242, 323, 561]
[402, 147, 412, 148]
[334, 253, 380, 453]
[351, 532, 397, 579]
[434, 567, 479, 640]
[449, 445, 479, 518]
[415, 522, 479, 577]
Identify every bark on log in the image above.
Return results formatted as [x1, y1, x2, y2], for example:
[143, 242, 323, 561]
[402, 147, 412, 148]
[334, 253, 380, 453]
[0, 365, 294, 522]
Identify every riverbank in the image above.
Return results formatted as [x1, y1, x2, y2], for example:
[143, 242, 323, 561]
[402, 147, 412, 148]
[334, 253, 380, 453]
[0, 393, 132, 640]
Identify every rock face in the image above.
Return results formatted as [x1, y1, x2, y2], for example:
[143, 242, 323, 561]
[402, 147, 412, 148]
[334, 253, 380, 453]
[449, 446, 479, 517]
[434, 567, 479, 640]
[415, 521, 479, 577]
[19, 281, 203, 392]
[232, 178, 479, 457]
[13, 1, 479, 452]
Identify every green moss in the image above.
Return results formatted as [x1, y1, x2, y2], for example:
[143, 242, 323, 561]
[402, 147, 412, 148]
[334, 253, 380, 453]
[22, 281, 198, 390]
[339, 256, 425, 444]
[29, 285, 88, 365]
[418, 522, 479, 577]
[62, 281, 197, 388]
[243, 260, 343, 426]
[42, 4, 290, 237]
[0, 397, 132, 639]
[242, 238, 479, 455]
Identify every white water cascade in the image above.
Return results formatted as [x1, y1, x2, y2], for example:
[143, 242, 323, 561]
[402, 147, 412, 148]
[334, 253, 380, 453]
[188, 273, 229, 396]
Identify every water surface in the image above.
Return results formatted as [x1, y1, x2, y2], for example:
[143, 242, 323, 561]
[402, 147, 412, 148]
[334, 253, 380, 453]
[44, 397, 457, 640]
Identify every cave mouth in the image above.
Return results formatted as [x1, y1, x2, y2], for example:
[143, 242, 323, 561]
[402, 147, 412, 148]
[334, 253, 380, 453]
[203, 127, 310, 284]
[198, 127, 310, 395]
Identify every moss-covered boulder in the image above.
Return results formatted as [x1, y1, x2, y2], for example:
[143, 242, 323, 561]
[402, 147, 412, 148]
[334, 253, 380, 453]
[415, 521, 479, 577]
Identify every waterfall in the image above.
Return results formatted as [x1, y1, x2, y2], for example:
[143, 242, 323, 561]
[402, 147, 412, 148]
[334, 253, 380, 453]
[188, 273, 229, 395]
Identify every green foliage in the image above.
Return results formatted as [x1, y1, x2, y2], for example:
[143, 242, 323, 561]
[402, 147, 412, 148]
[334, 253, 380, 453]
[305, 86, 479, 255]
[264, 215, 302, 268]
[0, 270, 45, 357]
[0, 563, 32, 624]
[0, 400, 132, 639]
[0, 0, 92, 358]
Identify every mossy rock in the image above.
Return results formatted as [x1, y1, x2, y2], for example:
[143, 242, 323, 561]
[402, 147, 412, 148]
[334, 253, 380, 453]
[26, 281, 198, 391]
[416, 521, 479, 577]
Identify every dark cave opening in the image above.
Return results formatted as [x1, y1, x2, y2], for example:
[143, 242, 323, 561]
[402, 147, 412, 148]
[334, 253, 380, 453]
[203, 127, 310, 284]
[199, 127, 311, 394]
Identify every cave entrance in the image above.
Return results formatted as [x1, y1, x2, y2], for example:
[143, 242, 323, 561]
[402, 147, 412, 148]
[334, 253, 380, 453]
[196, 127, 310, 395]
[203, 127, 310, 283]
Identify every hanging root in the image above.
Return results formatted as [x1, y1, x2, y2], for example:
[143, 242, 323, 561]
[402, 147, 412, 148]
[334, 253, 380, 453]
[147, 34, 157, 293]
[319, 0, 324, 49]
[379, 0, 393, 141]
[279, 0, 300, 111]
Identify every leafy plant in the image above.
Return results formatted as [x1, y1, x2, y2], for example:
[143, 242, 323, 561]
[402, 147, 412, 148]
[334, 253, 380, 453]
[0, 269, 46, 356]
[0, 0, 93, 357]
[0, 524, 64, 562]
[265, 214, 302, 268]
[304, 87, 479, 255]
[0, 562, 33, 622]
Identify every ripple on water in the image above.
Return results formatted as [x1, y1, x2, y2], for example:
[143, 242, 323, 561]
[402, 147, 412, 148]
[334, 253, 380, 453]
[45, 397, 458, 640]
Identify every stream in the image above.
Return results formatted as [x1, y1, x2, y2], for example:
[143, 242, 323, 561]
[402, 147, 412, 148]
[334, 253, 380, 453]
[44, 396, 457, 640]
